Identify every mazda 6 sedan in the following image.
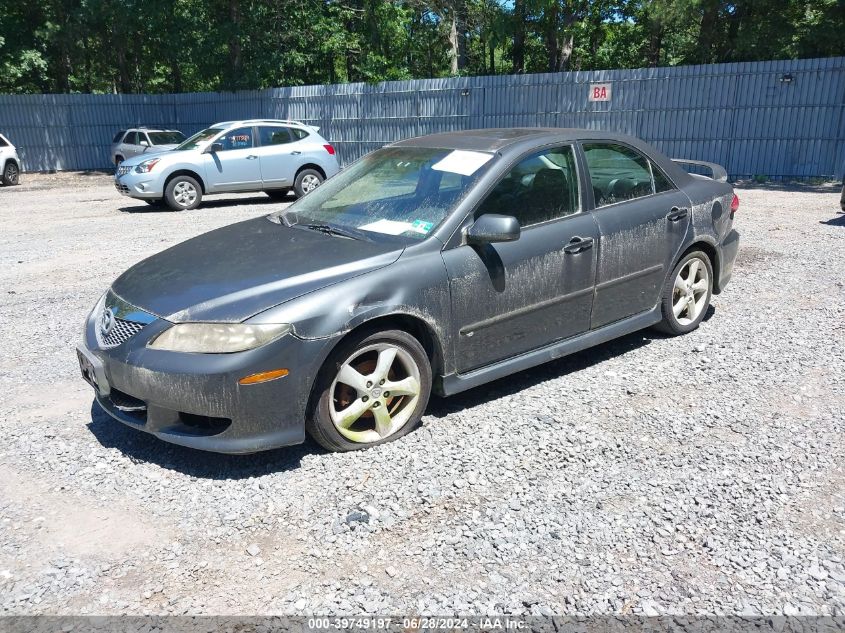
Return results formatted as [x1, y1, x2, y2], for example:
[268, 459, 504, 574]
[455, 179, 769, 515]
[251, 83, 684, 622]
[78, 128, 740, 453]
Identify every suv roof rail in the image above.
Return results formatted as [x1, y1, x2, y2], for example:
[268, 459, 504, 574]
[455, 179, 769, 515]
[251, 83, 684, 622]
[240, 118, 309, 126]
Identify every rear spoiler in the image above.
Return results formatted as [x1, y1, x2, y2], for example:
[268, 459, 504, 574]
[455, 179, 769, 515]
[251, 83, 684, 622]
[671, 159, 728, 183]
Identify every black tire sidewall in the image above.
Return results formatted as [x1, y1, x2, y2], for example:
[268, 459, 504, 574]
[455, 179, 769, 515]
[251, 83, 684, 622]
[293, 169, 323, 198]
[164, 175, 202, 211]
[307, 329, 432, 452]
[658, 250, 713, 335]
[3, 162, 18, 185]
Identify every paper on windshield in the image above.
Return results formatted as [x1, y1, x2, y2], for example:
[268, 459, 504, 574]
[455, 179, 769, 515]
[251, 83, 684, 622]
[359, 219, 413, 235]
[431, 150, 493, 176]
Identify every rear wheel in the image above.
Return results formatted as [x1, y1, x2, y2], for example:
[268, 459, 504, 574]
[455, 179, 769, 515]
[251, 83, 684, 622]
[2, 161, 19, 186]
[654, 250, 713, 335]
[307, 329, 432, 452]
[293, 169, 323, 198]
[164, 175, 202, 211]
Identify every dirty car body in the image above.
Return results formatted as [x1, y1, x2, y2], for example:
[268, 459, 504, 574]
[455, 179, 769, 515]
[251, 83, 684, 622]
[78, 128, 740, 453]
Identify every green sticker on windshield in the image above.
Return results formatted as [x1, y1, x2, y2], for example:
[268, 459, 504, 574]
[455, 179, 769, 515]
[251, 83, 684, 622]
[411, 220, 434, 235]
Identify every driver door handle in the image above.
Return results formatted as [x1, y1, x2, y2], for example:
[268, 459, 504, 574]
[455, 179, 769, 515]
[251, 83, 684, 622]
[667, 207, 688, 221]
[246, 155, 258, 160]
[290, 151, 302, 155]
[564, 236, 594, 254]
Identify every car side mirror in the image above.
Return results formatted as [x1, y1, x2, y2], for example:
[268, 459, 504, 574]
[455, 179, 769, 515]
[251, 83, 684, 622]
[206, 142, 224, 154]
[466, 214, 521, 245]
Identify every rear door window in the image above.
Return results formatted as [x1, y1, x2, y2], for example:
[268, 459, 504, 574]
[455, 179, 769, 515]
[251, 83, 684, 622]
[219, 127, 254, 151]
[290, 128, 309, 140]
[583, 143, 654, 207]
[651, 162, 676, 193]
[259, 126, 294, 146]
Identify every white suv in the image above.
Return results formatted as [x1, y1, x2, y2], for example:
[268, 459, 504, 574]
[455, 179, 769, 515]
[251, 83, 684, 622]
[114, 119, 341, 211]
[111, 128, 186, 165]
[0, 133, 21, 186]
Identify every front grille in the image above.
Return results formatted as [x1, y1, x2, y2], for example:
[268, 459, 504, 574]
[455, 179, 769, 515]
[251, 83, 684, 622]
[116, 165, 132, 176]
[114, 182, 130, 194]
[99, 317, 145, 348]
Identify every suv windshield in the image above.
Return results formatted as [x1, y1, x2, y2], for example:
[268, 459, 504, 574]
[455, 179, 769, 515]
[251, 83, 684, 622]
[148, 131, 185, 145]
[270, 147, 495, 242]
[175, 128, 223, 151]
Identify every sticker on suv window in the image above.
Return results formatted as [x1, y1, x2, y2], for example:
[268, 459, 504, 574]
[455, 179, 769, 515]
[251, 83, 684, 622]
[431, 150, 493, 176]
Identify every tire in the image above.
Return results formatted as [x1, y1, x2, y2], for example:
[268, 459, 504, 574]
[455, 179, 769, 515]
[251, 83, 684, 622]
[265, 189, 290, 201]
[2, 161, 20, 186]
[653, 250, 713, 335]
[293, 169, 323, 198]
[164, 175, 202, 211]
[307, 329, 432, 452]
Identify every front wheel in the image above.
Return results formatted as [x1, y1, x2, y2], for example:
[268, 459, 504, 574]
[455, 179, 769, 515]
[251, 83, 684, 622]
[654, 250, 713, 335]
[164, 175, 202, 211]
[307, 329, 432, 452]
[293, 169, 323, 198]
[2, 162, 20, 186]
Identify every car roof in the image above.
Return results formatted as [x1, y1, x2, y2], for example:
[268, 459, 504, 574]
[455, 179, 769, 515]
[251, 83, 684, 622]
[124, 128, 181, 133]
[388, 128, 644, 153]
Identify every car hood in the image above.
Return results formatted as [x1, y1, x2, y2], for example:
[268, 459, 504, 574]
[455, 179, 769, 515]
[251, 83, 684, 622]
[120, 147, 192, 166]
[111, 217, 404, 322]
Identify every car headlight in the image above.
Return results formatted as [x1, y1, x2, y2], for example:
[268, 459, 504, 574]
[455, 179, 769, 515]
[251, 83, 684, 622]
[148, 323, 292, 353]
[134, 158, 161, 173]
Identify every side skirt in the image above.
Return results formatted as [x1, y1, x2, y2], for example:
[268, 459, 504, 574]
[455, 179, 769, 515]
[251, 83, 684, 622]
[438, 306, 661, 396]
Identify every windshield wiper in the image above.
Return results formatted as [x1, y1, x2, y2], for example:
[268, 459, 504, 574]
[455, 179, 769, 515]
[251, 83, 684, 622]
[303, 223, 361, 240]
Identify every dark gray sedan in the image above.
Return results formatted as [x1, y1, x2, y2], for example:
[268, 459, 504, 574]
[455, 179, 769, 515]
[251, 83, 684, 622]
[77, 128, 740, 453]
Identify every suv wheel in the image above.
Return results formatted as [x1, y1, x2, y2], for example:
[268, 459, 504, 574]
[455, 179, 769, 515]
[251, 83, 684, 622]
[307, 329, 432, 452]
[2, 162, 19, 186]
[294, 169, 323, 198]
[164, 175, 202, 211]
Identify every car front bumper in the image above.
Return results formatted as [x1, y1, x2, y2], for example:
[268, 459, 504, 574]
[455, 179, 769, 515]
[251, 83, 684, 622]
[77, 311, 338, 454]
[114, 170, 164, 199]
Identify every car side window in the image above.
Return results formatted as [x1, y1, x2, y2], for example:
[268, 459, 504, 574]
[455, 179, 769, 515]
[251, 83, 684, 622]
[219, 127, 254, 151]
[141, 133, 151, 146]
[652, 162, 675, 193]
[126, 131, 138, 145]
[290, 128, 309, 140]
[477, 146, 580, 227]
[584, 143, 654, 207]
[259, 126, 294, 146]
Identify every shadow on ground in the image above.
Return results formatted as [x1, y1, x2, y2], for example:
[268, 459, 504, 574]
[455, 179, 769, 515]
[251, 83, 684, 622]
[89, 307, 714, 476]
[820, 213, 845, 227]
[119, 194, 291, 213]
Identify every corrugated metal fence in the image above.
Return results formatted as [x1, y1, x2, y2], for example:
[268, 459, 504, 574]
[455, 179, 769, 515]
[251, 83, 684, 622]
[1, 56, 843, 179]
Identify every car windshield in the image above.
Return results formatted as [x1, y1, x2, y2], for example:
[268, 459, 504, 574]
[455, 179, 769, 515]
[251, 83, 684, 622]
[270, 147, 495, 242]
[148, 131, 185, 145]
[174, 128, 223, 151]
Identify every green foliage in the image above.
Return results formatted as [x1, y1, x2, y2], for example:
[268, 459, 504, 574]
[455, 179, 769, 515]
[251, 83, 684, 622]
[0, 0, 841, 93]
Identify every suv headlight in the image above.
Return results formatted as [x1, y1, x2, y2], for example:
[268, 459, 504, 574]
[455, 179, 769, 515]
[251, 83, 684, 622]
[148, 323, 292, 353]
[134, 158, 161, 173]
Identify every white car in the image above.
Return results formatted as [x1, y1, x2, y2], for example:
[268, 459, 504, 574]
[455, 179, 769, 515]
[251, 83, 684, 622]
[0, 133, 21, 186]
[114, 119, 341, 210]
[110, 128, 186, 165]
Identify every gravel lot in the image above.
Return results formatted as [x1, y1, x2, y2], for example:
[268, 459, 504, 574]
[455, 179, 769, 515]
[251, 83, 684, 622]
[0, 173, 843, 617]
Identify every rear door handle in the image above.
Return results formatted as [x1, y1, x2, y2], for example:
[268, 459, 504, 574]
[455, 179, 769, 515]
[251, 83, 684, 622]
[290, 151, 302, 155]
[564, 236, 594, 254]
[246, 155, 258, 160]
[667, 207, 689, 221]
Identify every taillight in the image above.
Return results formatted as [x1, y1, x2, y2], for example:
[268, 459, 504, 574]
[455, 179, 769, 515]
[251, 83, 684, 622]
[323, 144, 336, 155]
[730, 193, 740, 214]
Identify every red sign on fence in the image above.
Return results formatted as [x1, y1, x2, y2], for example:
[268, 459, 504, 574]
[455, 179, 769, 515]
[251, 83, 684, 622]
[589, 83, 612, 102]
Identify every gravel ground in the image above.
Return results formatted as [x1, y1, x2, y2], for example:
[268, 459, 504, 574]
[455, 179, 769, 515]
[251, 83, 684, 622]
[0, 173, 843, 617]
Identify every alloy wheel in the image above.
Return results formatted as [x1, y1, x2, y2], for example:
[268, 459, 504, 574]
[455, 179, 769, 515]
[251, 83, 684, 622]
[301, 173, 321, 193]
[672, 256, 709, 325]
[5, 164, 19, 185]
[173, 180, 197, 207]
[329, 343, 422, 443]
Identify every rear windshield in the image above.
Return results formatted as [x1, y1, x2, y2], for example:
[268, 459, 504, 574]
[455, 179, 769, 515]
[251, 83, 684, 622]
[148, 131, 185, 145]
[174, 128, 223, 151]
